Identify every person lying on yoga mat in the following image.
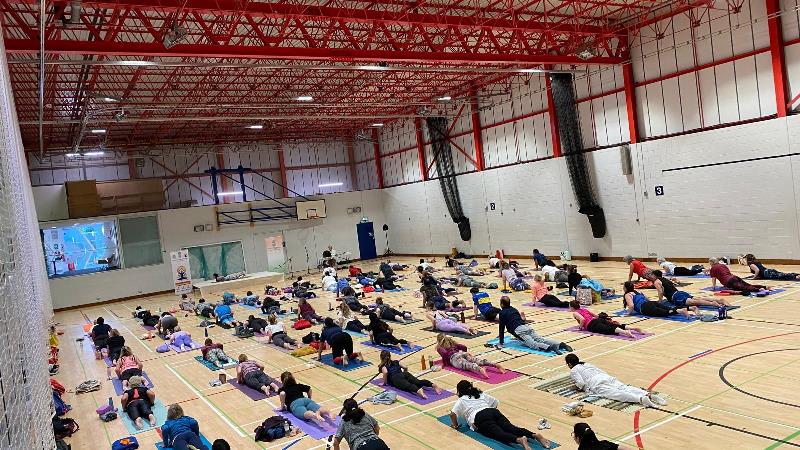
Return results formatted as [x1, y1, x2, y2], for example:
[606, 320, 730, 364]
[279, 372, 336, 427]
[121, 375, 157, 430]
[379, 261, 401, 281]
[532, 274, 569, 308]
[213, 303, 239, 328]
[178, 294, 195, 313]
[532, 249, 556, 270]
[709, 258, 769, 293]
[623, 281, 697, 319]
[366, 313, 410, 351]
[497, 296, 572, 354]
[745, 254, 800, 280]
[161, 404, 207, 450]
[419, 258, 437, 273]
[652, 270, 728, 308]
[195, 299, 215, 319]
[472, 288, 500, 321]
[375, 297, 408, 323]
[425, 306, 478, 335]
[323, 264, 337, 278]
[455, 264, 485, 277]
[488, 255, 502, 269]
[446, 256, 464, 268]
[336, 302, 366, 333]
[90, 316, 111, 354]
[107, 329, 125, 363]
[246, 315, 269, 334]
[348, 265, 363, 277]
[449, 380, 551, 450]
[566, 354, 666, 408]
[623, 256, 658, 282]
[334, 398, 389, 450]
[318, 317, 364, 364]
[499, 262, 530, 291]
[260, 296, 281, 315]
[297, 297, 324, 324]
[378, 351, 442, 399]
[167, 330, 194, 351]
[541, 264, 567, 283]
[239, 291, 260, 307]
[568, 301, 644, 339]
[115, 346, 144, 388]
[455, 273, 486, 288]
[657, 257, 704, 277]
[201, 338, 235, 368]
[265, 314, 299, 350]
[340, 289, 369, 315]
[436, 334, 504, 379]
[236, 354, 279, 395]
[573, 422, 632, 450]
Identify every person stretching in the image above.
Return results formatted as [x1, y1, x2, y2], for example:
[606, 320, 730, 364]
[265, 314, 298, 350]
[449, 380, 551, 450]
[246, 315, 269, 334]
[297, 297, 323, 324]
[366, 313, 410, 351]
[375, 297, 408, 323]
[532, 274, 569, 308]
[623, 281, 696, 318]
[532, 249, 556, 270]
[236, 354, 279, 395]
[378, 351, 442, 399]
[497, 296, 572, 354]
[160, 404, 207, 450]
[333, 398, 389, 450]
[115, 346, 144, 389]
[566, 354, 666, 408]
[653, 270, 728, 308]
[168, 330, 195, 351]
[573, 422, 633, 450]
[121, 375, 157, 430]
[200, 339, 235, 368]
[568, 300, 644, 339]
[426, 307, 478, 335]
[709, 258, 768, 293]
[336, 302, 366, 333]
[278, 371, 336, 427]
[657, 257, 703, 276]
[745, 254, 800, 280]
[436, 334, 504, 379]
[318, 318, 364, 365]
[213, 303, 238, 328]
[472, 288, 500, 321]
[623, 256, 658, 282]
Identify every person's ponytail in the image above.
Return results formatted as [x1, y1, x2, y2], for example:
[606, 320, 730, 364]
[574, 423, 604, 449]
[456, 380, 482, 399]
[342, 398, 365, 424]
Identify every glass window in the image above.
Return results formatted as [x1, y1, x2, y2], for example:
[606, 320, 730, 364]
[119, 215, 163, 268]
[42, 220, 120, 278]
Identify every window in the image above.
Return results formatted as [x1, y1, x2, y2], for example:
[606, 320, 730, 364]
[186, 241, 245, 280]
[42, 220, 120, 278]
[119, 215, 163, 268]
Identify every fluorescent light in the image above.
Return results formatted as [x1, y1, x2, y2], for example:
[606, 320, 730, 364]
[358, 65, 389, 71]
[83, 151, 105, 156]
[216, 191, 243, 197]
[318, 182, 343, 188]
[518, 68, 544, 73]
[103, 97, 118, 102]
[91, 129, 106, 134]
[246, 124, 263, 129]
[437, 96, 452, 101]
[117, 60, 158, 66]
[296, 95, 313, 101]
[65, 153, 78, 157]
[370, 123, 384, 127]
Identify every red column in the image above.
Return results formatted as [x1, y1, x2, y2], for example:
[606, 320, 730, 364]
[277, 146, 289, 198]
[766, 0, 788, 117]
[469, 87, 485, 170]
[545, 73, 562, 157]
[372, 128, 384, 188]
[414, 117, 428, 181]
[622, 62, 640, 144]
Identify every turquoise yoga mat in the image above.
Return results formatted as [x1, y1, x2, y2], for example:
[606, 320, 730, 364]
[436, 416, 559, 450]
[155, 433, 213, 449]
[486, 338, 557, 357]
[120, 400, 168, 435]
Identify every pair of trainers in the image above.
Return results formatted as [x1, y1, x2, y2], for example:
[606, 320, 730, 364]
[537, 418, 551, 430]
[642, 393, 668, 408]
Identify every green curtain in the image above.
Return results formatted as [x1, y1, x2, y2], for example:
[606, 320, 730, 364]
[187, 242, 245, 280]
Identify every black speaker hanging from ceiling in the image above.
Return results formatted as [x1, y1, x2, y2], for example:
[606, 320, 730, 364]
[549, 73, 606, 238]
[426, 117, 471, 241]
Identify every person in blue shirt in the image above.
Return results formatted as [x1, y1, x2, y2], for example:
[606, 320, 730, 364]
[213, 303, 239, 328]
[532, 249, 556, 270]
[160, 404, 207, 450]
[471, 288, 500, 321]
[317, 318, 363, 365]
[497, 296, 572, 355]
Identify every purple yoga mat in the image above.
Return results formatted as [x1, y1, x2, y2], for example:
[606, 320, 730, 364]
[369, 380, 454, 405]
[522, 301, 569, 311]
[169, 341, 200, 353]
[563, 325, 654, 341]
[112, 372, 154, 395]
[228, 379, 280, 401]
[141, 323, 156, 331]
[274, 409, 341, 440]
[103, 357, 113, 367]
[435, 360, 521, 384]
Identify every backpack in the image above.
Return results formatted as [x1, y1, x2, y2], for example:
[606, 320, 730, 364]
[55, 440, 70, 450]
[53, 390, 70, 416]
[100, 411, 118, 422]
[301, 332, 320, 344]
[235, 325, 254, 338]
[75, 380, 101, 394]
[111, 436, 139, 450]
[576, 286, 594, 306]
[293, 320, 312, 330]
[254, 416, 289, 442]
[52, 417, 79, 439]
[50, 378, 66, 396]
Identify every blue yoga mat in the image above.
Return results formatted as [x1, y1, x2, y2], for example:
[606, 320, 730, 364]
[193, 355, 236, 371]
[672, 273, 710, 278]
[120, 400, 168, 435]
[436, 416, 559, 450]
[613, 310, 696, 322]
[319, 354, 372, 372]
[485, 338, 556, 357]
[360, 341, 424, 355]
[156, 433, 213, 450]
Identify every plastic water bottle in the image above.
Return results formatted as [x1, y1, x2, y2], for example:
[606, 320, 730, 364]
[283, 420, 291, 435]
[108, 396, 114, 410]
[717, 305, 725, 320]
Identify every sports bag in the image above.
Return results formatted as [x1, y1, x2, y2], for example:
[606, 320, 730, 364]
[576, 286, 594, 306]
[111, 436, 139, 450]
[254, 416, 290, 442]
[293, 320, 312, 330]
[53, 417, 79, 439]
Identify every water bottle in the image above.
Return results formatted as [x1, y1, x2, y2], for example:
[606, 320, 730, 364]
[108, 396, 113, 408]
[717, 305, 725, 320]
[283, 419, 291, 435]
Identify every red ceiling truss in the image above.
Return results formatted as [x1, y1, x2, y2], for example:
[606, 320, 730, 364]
[0, 0, 710, 154]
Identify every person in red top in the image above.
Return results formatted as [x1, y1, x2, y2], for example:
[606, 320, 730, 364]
[708, 258, 767, 293]
[623, 256, 657, 282]
[348, 265, 362, 277]
[568, 300, 644, 338]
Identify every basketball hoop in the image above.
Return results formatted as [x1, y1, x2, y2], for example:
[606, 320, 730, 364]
[308, 213, 319, 220]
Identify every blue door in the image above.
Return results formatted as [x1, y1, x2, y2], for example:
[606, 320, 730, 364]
[356, 222, 378, 260]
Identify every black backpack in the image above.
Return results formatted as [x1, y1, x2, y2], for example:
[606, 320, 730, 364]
[301, 332, 320, 344]
[53, 417, 79, 439]
[254, 416, 289, 442]
[235, 325, 254, 338]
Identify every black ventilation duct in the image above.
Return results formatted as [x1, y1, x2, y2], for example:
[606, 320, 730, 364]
[549, 73, 606, 238]
[426, 117, 471, 241]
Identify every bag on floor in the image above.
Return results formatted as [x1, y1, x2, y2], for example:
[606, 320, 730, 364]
[254, 416, 290, 442]
[50, 378, 66, 395]
[301, 332, 320, 344]
[370, 390, 397, 405]
[576, 287, 594, 306]
[53, 417, 79, 439]
[111, 436, 139, 450]
[234, 325, 254, 338]
[75, 380, 101, 394]
[156, 344, 170, 353]
[99, 411, 118, 422]
[53, 391, 70, 416]
[486, 282, 498, 289]
[55, 439, 70, 450]
[293, 320, 312, 330]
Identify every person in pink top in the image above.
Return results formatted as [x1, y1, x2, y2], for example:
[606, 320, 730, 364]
[425, 306, 479, 335]
[708, 258, 768, 293]
[436, 334, 504, 379]
[568, 300, 644, 339]
[114, 346, 144, 389]
[623, 255, 657, 282]
[531, 274, 569, 308]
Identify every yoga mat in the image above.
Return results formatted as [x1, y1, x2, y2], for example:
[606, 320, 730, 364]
[228, 379, 279, 400]
[436, 361, 521, 384]
[120, 400, 167, 435]
[273, 409, 341, 440]
[671, 273, 710, 278]
[169, 341, 200, 353]
[421, 327, 491, 339]
[112, 372, 154, 395]
[155, 432, 212, 450]
[360, 341, 424, 355]
[563, 326, 654, 341]
[141, 323, 156, 331]
[387, 318, 424, 326]
[522, 302, 569, 311]
[446, 306, 471, 312]
[697, 304, 741, 311]
[436, 416, 558, 450]
[319, 354, 372, 371]
[532, 374, 669, 414]
[613, 310, 696, 322]
[344, 330, 368, 338]
[369, 380, 454, 405]
[486, 338, 557, 357]
[193, 355, 236, 371]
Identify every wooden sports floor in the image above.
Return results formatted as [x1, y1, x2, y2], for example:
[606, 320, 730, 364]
[53, 258, 800, 449]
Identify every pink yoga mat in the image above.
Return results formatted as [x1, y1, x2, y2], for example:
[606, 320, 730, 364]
[434, 360, 521, 384]
[369, 380, 454, 404]
[563, 325, 653, 341]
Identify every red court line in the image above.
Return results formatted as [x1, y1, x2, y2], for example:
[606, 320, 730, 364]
[632, 331, 800, 449]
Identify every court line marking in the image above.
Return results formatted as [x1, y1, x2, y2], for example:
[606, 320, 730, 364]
[104, 306, 153, 353]
[166, 365, 247, 437]
[621, 405, 702, 441]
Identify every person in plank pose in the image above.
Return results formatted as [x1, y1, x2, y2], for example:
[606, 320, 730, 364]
[497, 296, 572, 354]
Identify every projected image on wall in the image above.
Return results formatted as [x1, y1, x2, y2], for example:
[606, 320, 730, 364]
[42, 220, 120, 278]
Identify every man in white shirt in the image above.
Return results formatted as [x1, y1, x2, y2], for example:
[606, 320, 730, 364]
[565, 354, 666, 407]
[488, 256, 501, 268]
[322, 274, 337, 292]
[323, 265, 336, 277]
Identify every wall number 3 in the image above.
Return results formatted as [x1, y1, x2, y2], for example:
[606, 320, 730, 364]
[654, 186, 664, 196]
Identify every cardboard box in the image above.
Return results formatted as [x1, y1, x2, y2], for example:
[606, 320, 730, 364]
[65, 180, 98, 197]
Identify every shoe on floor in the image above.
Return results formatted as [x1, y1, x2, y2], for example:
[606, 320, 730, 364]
[537, 418, 551, 430]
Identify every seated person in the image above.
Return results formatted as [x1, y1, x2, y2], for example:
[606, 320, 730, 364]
[240, 291, 260, 306]
[366, 313, 410, 350]
[115, 346, 144, 388]
[472, 288, 500, 321]
[745, 254, 800, 280]
[436, 334, 504, 379]
[569, 300, 644, 339]
[622, 281, 696, 319]
[121, 375, 157, 430]
[566, 354, 666, 408]
[157, 312, 179, 337]
[195, 299, 215, 318]
[499, 262, 529, 291]
[653, 270, 728, 308]
[334, 399, 388, 450]
[265, 314, 299, 350]
[657, 257, 704, 276]
[377, 350, 442, 399]
[426, 307, 477, 335]
[317, 318, 363, 365]
[201, 338, 235, 368]
[532, 274, 569, 308]
[161, 404, 205, 450]
[236, 354, 279, 395]
[278, 371, 335, 426]
[337, 302, 366, 333]
[709, 258, 769, 293]
[298, 298, 323, 324]
[168, 330, 195, 351]
[322, 274, 338, 292]
[532, 249, 556, 270]
[178, 294, 195, 312]
[375, 297, 408, 323]
[213, 303, 238, 328]
[246, 315, 269, 334]
[260, 296, 281, 315]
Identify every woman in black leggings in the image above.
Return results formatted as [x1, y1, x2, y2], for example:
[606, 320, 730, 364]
[449, 380, 551, 450]
[366, 313, 409, 351]
[121, 376, 157, 430]
[318, 318, 363, 366]
[378, 351, 441, 399]
[622, 282, 695, 319]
